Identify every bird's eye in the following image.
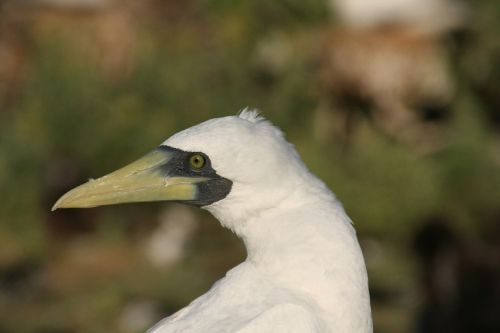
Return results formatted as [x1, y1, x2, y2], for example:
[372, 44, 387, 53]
[189, 153, 206, 170]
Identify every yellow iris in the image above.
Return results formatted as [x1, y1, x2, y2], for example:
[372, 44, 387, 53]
[189, 153, 206, 169]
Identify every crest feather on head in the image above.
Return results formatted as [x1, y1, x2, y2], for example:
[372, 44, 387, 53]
[238, 108, 265, 123]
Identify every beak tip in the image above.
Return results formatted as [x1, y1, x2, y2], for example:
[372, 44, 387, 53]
[51, 191, 75, 211]
[51, 197, 65, 211]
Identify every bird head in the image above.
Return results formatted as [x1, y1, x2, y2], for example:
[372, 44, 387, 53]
[53, 110, 311, 228]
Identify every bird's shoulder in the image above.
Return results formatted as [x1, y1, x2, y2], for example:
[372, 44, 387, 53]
[235, 303, 324, 333]
[146, 263, 282, 333]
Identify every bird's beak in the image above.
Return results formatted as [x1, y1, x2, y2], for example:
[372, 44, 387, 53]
[52, 147, 229, 210]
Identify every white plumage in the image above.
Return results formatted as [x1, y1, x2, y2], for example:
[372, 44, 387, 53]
[147, 110, 372, 332]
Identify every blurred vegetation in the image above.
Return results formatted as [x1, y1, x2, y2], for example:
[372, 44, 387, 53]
[0, 0, 499, 332]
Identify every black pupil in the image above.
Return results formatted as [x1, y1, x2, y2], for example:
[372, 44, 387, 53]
[192, 155, 204, 168]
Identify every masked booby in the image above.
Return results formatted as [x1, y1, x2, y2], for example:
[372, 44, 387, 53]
[53, 109, 373, 333]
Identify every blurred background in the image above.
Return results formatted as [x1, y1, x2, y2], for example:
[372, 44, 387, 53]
[0, 0, 499, 332]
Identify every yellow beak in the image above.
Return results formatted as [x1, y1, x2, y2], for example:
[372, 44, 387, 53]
[52, 148, 209, 210]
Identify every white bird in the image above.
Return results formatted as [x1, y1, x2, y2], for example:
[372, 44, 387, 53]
[53, 109, 373, 333]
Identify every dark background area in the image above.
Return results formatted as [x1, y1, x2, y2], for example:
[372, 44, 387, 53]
[0, 0, 499, 332]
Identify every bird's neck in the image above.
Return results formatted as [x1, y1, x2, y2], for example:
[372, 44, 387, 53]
[207, 187, 373, 332]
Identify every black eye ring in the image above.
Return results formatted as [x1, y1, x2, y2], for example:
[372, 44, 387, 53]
[189, 153, 206, 170]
